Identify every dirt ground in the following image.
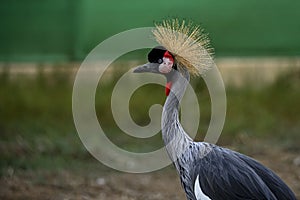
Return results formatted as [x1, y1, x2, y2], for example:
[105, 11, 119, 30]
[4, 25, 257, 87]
[1, 143, 299, 200]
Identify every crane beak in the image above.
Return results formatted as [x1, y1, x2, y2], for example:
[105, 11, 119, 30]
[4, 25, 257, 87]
[133, 62, 159, 73]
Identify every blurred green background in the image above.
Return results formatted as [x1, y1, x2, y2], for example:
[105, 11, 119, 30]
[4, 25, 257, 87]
[1, 0, 300, 61]
[0, 1, 300, 196]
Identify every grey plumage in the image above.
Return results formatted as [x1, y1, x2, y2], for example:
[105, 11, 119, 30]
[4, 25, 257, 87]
[133, 46, 297, 200]
[161, 68, 297, 200]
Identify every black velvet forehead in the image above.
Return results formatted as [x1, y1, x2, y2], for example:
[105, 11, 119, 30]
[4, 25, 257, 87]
[147, 46, 167, 63]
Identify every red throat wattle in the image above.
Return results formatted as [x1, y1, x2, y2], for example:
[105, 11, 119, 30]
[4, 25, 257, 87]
[165, 82, 172, 96]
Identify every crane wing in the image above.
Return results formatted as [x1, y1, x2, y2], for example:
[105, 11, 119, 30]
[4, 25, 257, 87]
[191, 145, 296, 200]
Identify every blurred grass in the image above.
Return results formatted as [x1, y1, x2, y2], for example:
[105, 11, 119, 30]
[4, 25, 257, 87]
[0, 63, 299, 174]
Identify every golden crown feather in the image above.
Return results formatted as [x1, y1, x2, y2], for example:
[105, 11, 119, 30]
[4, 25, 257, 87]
[152, 19, 214, 76]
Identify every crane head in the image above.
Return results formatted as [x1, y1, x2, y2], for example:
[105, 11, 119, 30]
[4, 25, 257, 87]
[133, 46, 177, 74]
[133, 46, 178, 96]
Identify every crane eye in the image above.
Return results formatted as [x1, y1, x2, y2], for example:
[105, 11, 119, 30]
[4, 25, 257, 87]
[158, 58, 163, 64]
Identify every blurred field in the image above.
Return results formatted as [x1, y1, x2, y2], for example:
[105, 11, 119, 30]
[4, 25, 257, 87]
[0, 59, 300, 199]
[1, 0, 300, 199]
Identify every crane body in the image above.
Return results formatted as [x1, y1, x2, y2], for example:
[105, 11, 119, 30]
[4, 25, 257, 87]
[133, 19, 297, 200]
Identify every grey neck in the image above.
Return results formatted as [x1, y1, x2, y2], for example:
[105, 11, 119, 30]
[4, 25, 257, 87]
[161, 69, 192, 162]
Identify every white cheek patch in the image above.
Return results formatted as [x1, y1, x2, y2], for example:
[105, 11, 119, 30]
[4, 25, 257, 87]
[158, 57, 173, 73]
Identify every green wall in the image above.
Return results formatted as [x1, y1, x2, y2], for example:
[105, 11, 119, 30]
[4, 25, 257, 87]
[1, 0, 300, 61]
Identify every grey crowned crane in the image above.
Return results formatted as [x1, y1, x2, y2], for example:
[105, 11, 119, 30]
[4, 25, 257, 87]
[133, 19, 297, 200]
